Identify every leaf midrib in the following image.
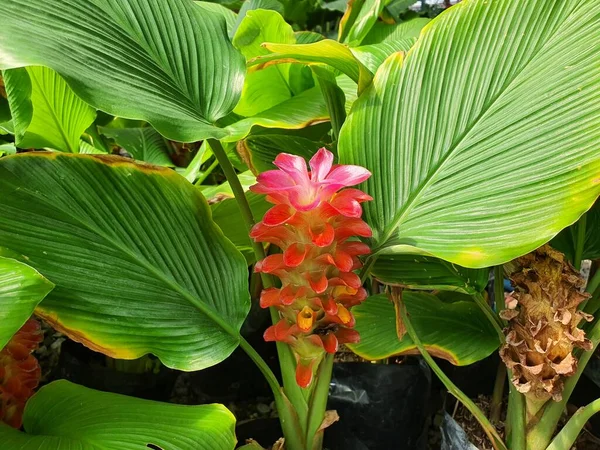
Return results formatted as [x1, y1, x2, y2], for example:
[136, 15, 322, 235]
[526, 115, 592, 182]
[376, 1, 577, 250]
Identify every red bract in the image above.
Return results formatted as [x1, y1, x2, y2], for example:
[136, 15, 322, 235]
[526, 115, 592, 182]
[0, 319, 43, 428]
[250, 148, 372, 388]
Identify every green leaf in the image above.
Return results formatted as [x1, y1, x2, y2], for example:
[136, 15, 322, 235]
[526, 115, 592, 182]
[251, 40, 374, 94]
[99, 127, 174, 167]
[0, 153, 250, 371]
[233, 9, 296, 117]
[239, 133, 324, 174]
[0, 257, 54, 350]
[224, 85, 329, 141]
[361, 17, 430, 45]
[339, 0, 600, 268]
[351, 38, 416, 73]
[339, 0, 392, 46]
[196, 1, 238, 35]
[349, 292, 499, 365]
[0, 380, 236, 450]
[552, 200, 600, 262]
[0, 142, 16, 157]
[232, 0, 285, 38]
[372, 255, 489, 294]
[3, 67, 96, 153]
[211, 192, 272, 264]
[294, 31, 325, 44]
[0, 0, 245, 143]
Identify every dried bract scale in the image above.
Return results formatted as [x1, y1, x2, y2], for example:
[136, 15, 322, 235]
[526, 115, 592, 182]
[251, 148, 372, 387]
[499, 245, 592, 402]
[0, 318, 43, 428]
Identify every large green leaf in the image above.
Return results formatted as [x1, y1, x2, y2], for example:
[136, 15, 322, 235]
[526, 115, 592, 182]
[233, 9, 296, 117]
[0, 0, 245, 143]
[552, 199, 600, 262]
[99, 127, 174, 167]
[339, 0, 600, 268]
[0, 257, 54, 349]
[349, 292, 499, 365]
[3, 66, 96, 153]
[0, 153, 250, 371]
[372, 255, 489, 294]
[0, 380, 236, 450]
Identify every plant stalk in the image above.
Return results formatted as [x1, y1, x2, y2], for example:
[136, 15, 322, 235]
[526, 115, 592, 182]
[546, 398, 600, 450]
[305, 354, 334, 449]
[208, 139, 311, 446]
[573, 213, 587, 271]
[472, 292, 505, 342]
[396, 297, 507, 450]
[490, 363, 506, 425]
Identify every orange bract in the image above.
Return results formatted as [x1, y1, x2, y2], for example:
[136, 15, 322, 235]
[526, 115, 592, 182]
[0, 318, 43, 428]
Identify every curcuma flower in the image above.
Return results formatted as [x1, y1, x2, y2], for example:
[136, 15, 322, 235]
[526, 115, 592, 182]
[0, 319, 43, 428]
[250, 148, 372, 387]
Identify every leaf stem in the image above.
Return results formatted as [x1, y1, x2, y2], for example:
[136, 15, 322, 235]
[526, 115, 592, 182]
[195, 158, 219, 185]
[574, 213, 587, 271]
[546, 398, 600, 450]
[472, 292, 504, 343]
[490, 362, 506, 425]
[396, 297, 507, 450]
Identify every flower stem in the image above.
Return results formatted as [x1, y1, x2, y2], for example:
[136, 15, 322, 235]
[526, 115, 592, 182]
[208, 138, 310, 446]
[396, 298, 507, 450]
[305, 354, 334, 449]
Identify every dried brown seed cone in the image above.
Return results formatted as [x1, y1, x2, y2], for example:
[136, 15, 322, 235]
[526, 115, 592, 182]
[499, 245, 592, 402]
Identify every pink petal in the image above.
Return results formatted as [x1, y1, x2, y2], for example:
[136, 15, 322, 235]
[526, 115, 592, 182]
[326, 165, 371, 187]
[252, 170, 295, 192]
[309, 148, 334, 182]
[274, 153, 310, 185]
[288, 187, 320, 211]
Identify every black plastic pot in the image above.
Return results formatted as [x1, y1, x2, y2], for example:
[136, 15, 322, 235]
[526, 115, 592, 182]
[324, 359, 432, 450]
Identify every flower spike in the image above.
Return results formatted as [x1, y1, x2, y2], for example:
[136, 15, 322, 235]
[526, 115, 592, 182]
[251, 148, 372, 387]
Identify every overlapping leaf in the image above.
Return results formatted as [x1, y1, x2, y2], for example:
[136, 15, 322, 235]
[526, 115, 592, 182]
[340, 0, 600, 268]
[0, 257, 54, 350]
[349, 292, 499, 365]
[99, 127, 174, 167]
[372, 255, 488, 294]
[0, 0, 245, 142]
[0, 380, 236, 450]
[3, 67, 95, 153]
[0, 153, 250, 371]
